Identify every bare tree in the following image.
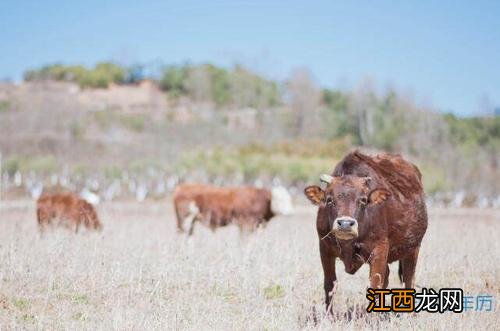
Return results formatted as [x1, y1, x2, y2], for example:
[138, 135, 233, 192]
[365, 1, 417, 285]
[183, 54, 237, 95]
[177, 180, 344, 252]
[288, 68, 321, 137]
[348, 78, 377, 145]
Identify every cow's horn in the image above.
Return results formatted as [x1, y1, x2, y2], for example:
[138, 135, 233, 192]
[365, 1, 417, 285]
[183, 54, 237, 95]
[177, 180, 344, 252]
[319, 174, 333, 184]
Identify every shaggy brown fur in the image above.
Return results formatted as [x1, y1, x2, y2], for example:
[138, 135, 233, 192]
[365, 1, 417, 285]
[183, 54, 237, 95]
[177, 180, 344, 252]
[332, 151, 423, 200]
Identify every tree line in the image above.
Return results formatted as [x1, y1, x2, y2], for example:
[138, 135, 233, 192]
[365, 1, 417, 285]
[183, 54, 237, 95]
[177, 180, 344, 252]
[24, 62, 280, 109]
[23, 62, 499, 196]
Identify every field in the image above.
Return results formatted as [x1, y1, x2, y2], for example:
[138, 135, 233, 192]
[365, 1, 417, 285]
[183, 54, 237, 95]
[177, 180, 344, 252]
[0, 200, 498, 330]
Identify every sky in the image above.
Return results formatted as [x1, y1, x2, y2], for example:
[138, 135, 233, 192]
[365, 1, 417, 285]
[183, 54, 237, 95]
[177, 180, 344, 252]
[1, 0, 499, 116]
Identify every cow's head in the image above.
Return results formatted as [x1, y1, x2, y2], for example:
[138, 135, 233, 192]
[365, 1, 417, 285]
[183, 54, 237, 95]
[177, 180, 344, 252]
[304, 174, 391, 240]
[79, 201, 103, 232]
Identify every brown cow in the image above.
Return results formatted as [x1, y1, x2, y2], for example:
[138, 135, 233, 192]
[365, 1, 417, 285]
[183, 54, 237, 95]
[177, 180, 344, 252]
[36, 192, 102, 233]
[304, 151, 427, 313]
[173, 184, 293, 235]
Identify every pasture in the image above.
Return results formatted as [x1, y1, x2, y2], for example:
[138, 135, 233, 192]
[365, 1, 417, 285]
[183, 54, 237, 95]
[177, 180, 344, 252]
[0, 200, 498, 330]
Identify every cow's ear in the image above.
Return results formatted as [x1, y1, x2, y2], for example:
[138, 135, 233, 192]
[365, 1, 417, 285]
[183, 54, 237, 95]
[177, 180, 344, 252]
[304, 186, 325, 205]
[368, 188, 391, 205]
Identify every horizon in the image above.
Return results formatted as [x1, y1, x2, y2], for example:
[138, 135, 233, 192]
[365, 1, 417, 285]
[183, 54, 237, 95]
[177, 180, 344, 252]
[1, 1, 499, 116]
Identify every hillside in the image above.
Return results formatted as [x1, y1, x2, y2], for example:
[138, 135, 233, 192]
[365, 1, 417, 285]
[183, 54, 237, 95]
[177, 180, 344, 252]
[0, 63, 498, 206]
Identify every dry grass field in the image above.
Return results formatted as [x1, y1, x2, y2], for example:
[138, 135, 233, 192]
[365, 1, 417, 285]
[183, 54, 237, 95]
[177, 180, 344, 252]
[0, 200, 498, 330]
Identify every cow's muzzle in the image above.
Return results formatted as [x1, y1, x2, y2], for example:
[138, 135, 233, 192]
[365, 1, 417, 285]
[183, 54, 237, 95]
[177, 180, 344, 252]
[331, 216, 358, 240]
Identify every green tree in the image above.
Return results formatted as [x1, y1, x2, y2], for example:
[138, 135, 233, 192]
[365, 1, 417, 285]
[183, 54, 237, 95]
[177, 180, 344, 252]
[24, 62, 126, 88]
[159, 65, 190, 96]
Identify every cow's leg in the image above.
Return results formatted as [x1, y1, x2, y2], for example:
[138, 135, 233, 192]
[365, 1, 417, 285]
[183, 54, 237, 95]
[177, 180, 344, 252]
[174, 205, 185, 233]
[400, 246, 420, 288]
[176, 219, 184, 233]
[257, 219, 267, 230]
[382, 265, 390, 289]
[36, 208, 42, 226]
[236, 217, 250, 238]
[37, 209, 45, 236]
[238, 225, 251, 241]
[183, 202, 199, 236]
[320, 244, 337, 313]
[245, 218, 259, 233]
[368, 243, 389, 289]
[186, 215, 197, 236]
[38, 220, 47, 238]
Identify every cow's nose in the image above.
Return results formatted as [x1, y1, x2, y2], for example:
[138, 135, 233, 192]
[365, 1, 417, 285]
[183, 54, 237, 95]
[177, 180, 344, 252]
[336, 217, 357, 230]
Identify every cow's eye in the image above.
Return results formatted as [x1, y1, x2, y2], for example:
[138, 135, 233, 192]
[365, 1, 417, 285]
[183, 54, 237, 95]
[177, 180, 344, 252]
[359, 197, 368, 205]
[326, 196, 334, 205]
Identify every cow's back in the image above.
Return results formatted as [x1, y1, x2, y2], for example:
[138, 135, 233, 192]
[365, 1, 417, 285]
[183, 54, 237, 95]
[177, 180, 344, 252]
[173, 184, 274, 231]
[37, 192, 79, 217]
[333, 151, 424, 201]
[232, 187, 273, 221]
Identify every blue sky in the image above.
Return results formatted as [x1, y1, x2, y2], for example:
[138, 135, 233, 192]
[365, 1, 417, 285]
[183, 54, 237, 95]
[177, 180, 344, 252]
[1, 1, 499, 115]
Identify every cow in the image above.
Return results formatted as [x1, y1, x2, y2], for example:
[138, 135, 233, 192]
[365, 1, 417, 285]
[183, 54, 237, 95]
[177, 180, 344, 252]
[304, 151, 428, 313]
[36, 192, 103, 233]
[173, 184, 293, 235]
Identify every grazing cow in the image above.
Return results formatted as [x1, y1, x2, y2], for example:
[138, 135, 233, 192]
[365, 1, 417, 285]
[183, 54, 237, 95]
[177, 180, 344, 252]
[304, 151, 427, 312]
[36, 192, 102, 233]
[173, 184, 293, 235]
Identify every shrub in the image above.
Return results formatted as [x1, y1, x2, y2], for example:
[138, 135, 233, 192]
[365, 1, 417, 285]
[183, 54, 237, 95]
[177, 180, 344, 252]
[118, 114, 146, 132]
[175, 143, 338, 184]
[24, 62, 127, 88]
[159, 65, 190, 97]
[0, 100, 12, 112]
[4, 156, 21, 176]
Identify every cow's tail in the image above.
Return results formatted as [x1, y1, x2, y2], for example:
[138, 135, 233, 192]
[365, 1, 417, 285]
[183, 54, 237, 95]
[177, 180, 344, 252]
[398, 261, 403, 283]
[36, 203, 47, 233]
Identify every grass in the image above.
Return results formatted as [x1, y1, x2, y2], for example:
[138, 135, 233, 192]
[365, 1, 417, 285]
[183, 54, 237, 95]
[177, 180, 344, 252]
[118, 114, 146, 132]
[176, 144, 339, 183]
[0, 201, 498, 329]
[175, 141, 452, 191]
[3, 155, 58, 175]
[263, 284, 286, 300]
[72, 311, 88, 321]
[71, 294, 91, 305]
[70, 120, 85, 140]
[419, 163, 450, 194]
[0, 139, 462, 197]
[12, 298, 30, 311]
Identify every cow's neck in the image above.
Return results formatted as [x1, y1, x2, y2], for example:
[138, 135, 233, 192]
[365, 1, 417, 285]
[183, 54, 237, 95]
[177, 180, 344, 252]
[336, 239, 356, 261]
[333, 238, 370, 273]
